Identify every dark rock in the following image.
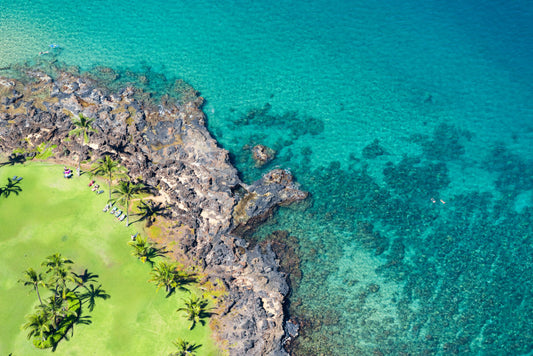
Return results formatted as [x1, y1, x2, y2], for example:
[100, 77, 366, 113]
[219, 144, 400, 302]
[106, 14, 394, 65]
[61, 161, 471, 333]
[251, 144, 276, 167]
[232, 169, 307, 236]
[362, 139, 387, 159]
[368, 283, 380, 293]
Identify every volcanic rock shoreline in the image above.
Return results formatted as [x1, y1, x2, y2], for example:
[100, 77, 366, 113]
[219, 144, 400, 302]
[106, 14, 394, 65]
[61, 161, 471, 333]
[0, 67, 307, 355]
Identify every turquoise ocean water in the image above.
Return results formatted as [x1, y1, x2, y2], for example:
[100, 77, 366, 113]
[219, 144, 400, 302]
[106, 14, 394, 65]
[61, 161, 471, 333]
[1, 0, 532, 354]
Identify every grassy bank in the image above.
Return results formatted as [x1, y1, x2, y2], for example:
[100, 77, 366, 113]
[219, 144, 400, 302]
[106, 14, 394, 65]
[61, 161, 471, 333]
[0, 161, 219, 355]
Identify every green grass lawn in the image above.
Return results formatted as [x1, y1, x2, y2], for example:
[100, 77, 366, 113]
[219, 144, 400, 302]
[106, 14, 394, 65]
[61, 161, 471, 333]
[0, 161, 219, 355]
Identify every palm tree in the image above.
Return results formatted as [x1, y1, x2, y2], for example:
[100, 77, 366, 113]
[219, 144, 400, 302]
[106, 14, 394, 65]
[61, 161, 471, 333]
[176, 295, 212, 330]
[136, 200, 169, 227]
[41, 253, 74, 274]
[149, 261, 176, 293]
[149, 261, 192, 295]
[128, 235, 158, 263]
[169, 338, 201, 356]
[79, 284, 110, 312]
[110, 180, 147, 226]
[41, 253, 74, 299]
[19, 268, 47, 305]
[0, 177, 22, 198]
[69, 113, 97, 176]
[53, 266, 75, 300]
[23, 311, 52, 344]
[38, 295, 72, 330]
[90, 155, 127, 199]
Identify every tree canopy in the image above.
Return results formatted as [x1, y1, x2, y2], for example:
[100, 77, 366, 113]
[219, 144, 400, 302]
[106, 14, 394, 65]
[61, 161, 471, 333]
[69, 114, 97, 176]
[19, 253, 109, 350]
[90, 155, 127, 199]
[110, 179, 147, 226]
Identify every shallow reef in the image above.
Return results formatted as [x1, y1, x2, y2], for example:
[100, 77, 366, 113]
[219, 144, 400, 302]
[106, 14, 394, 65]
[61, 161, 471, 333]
[233, 115, 533, 355]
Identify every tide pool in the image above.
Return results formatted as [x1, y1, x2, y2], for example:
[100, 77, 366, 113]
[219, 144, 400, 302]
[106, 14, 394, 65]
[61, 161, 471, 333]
[1, 0, 532, 354]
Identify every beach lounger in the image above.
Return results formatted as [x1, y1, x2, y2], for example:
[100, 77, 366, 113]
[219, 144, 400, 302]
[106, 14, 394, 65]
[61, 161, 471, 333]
[97, 190, 104, 195]
[119, 214, 126, 221]
[12, 176, 17, 180]
[110, 207, 117, 214]
[16, 177, 23, 181]
[103, 204, 109, 212]
[115, 210, 122, 217]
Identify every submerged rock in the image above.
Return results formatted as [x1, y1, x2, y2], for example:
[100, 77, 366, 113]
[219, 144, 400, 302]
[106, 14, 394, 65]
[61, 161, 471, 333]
[251, 144, 276, 167]
[362, 138, 387, 159]
[0, 67, 308, 356]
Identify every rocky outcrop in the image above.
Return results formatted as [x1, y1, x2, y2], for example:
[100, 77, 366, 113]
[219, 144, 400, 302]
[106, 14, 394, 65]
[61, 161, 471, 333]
[232, 169, 308, 236]
[251, 144, 276, 167]
[0, 68, 307, 355]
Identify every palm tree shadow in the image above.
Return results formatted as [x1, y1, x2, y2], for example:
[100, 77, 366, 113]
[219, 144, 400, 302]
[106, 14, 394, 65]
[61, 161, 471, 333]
[50, 284, 109, 351]
[188, 342, 202, 352]
[193, 310, 216, 327]
[51, 314, 92, 352]
[171, 338, 202, 355]
[145, 246, 169, 267]
[0, 153, 26, 167]
[79, 284, 111, 312]
[132, 200, 172, 226]
[0, 177, 23, 199]
[198, 303, 216, 321]
[165, 274, 198, 298]
[71, 269, 99, 292]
